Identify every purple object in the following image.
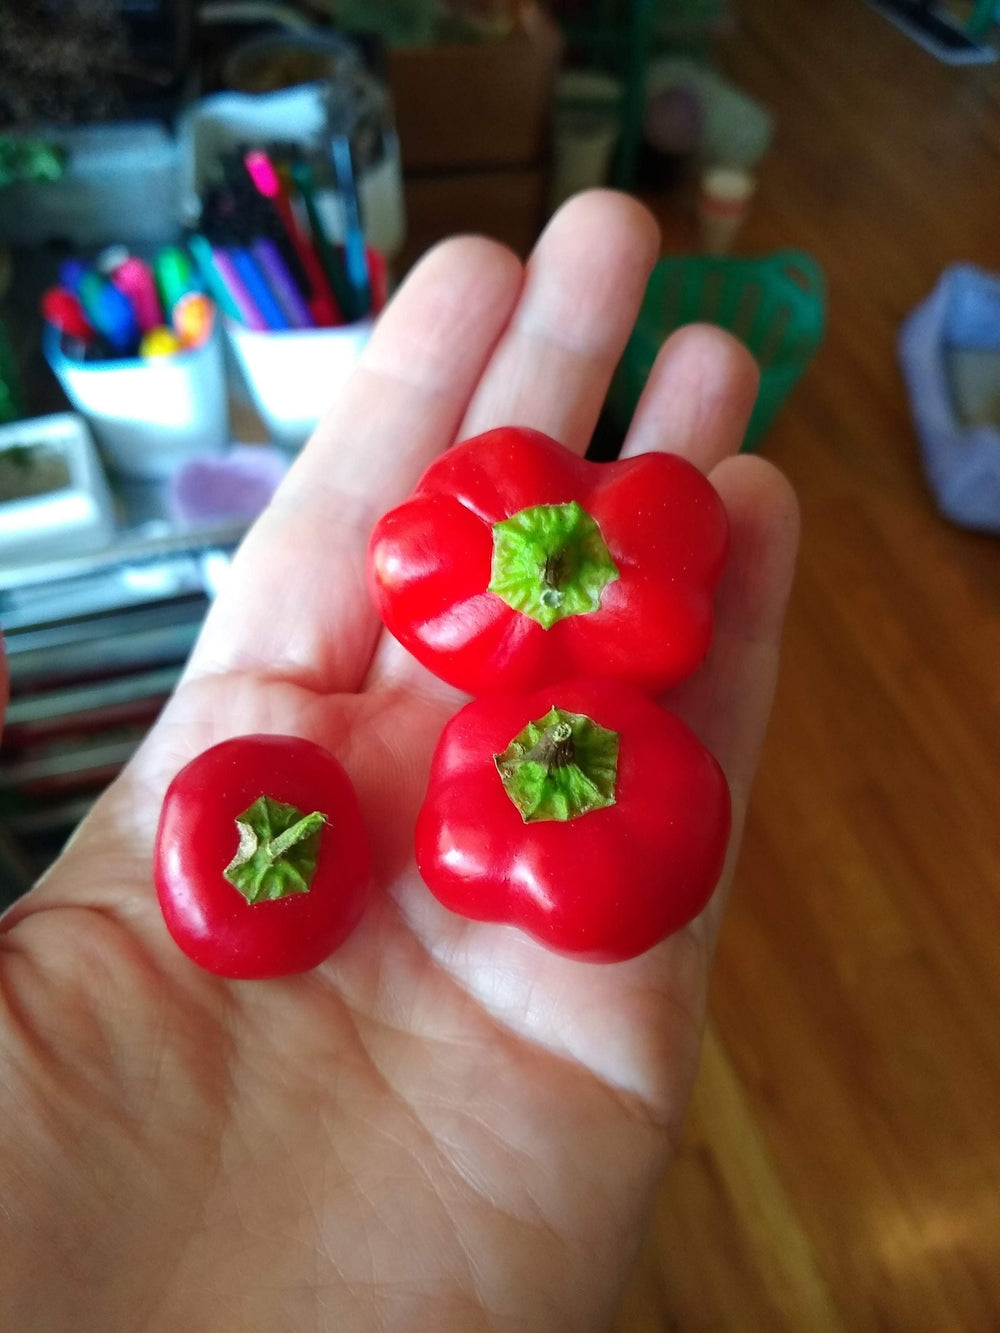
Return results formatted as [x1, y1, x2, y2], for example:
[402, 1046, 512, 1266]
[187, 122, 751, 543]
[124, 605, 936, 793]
[228, 246, 288, 330]
[251, 238, 314, 329]
[644, 86, 704, 155]
[212, 247, 268, 331]
[168, 446, 288, 524]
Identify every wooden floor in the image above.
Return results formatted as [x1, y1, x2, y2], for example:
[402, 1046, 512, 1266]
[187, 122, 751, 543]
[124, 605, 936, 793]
[618, 2, 1000, 1329]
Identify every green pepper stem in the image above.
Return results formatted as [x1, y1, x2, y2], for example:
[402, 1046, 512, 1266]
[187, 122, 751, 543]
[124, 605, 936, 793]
[224, 796, 327, 904]
[542, 549, 576, 591]
[266, 812, 326, 861]
[489, 501, 619, 630]
[521, 720, 576, 770]
[494, 707, 619, 823]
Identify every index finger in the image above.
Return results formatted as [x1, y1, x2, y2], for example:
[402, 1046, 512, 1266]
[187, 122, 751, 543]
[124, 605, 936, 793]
[185, 237, 523, 696]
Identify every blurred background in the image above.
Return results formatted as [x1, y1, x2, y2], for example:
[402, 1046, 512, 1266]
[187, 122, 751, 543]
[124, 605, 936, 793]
[1, 1, 999, 1328]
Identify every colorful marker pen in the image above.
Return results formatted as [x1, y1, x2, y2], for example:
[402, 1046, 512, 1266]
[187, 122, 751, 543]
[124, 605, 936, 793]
[187, 234, 243, 323]
[41, 287, 94, 340]
[244, 149, 342, 326]
[155, 246, 200, 315]
[330, 134, 371, 321]
[251, 238, 314, 328]
[288, 156, 353, 325]
[228, 248, 289, 331]
[77, 271, 140, 354]
[110, 256, 164, 333]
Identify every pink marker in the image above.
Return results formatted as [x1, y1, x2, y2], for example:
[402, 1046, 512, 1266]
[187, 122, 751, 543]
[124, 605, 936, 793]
[110, 256, 164, 333]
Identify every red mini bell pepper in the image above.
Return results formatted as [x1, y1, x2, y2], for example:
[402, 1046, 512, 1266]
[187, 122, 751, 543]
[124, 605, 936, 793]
[155, 734, 371, 979]
[415, 678, 731, 962]
[368, 426, 728, 697]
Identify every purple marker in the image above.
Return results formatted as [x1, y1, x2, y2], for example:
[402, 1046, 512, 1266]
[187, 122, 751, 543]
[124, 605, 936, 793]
[211, 247, 268, 331]
[251, 238, 314, 329]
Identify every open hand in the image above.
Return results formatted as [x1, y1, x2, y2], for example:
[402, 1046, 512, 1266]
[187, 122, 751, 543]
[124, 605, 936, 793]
[0, 192, 798, 1332]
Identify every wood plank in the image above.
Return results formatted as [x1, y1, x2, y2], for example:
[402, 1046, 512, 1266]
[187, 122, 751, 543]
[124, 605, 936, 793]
[617, 1023, 846, 1333]
[620, 0, 1000, 1326]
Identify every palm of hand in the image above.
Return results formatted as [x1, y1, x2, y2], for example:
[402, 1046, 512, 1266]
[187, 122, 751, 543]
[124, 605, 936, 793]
[0, 195, 797, 1332]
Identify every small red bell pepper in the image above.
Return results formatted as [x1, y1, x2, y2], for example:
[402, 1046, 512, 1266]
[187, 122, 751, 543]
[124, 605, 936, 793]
[155, 734, 371, 979]
[368, 426, 728, 697]
[415, 678, 731, 962]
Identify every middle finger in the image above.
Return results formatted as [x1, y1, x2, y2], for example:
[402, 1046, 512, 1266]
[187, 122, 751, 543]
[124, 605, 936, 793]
[458, 189, 661, 455]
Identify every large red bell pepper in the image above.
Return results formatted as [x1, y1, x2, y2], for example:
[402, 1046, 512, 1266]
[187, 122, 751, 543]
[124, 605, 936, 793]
[368, 426, 728, 697]
[415, 678, 731, 962]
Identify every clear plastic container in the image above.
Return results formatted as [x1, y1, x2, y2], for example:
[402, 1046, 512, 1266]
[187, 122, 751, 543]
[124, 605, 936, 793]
[178, 85, 405, 258]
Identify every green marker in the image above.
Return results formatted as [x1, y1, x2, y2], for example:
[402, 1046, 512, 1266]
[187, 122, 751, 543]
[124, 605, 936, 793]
[288, 157, 353, 322]
[154, 246, 198, 316]
[187, 234, 242, 322]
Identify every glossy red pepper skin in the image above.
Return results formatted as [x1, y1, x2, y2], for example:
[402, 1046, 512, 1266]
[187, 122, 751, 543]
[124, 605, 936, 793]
[154, 734, 370, 979]
[368, 427, 728, 697]
[415, 679, 731, 962]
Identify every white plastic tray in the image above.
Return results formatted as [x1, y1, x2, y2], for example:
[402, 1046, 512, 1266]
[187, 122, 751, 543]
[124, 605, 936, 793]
[0, 413, 115, 565]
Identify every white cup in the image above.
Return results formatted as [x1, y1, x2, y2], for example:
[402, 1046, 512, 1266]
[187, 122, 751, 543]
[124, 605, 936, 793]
[225, 318, 374, 450]
[46, 322, 229, 480]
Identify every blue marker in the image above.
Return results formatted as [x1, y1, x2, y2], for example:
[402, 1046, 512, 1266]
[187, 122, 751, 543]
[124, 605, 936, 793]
[58, 259, 89, 294]
[227, 247, 289, 331]
[76, 270, 140, 354]
[330, 134, 371, 321]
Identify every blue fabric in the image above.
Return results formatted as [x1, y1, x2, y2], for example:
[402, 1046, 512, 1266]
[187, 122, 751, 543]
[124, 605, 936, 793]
[899, 265, 1000, 534]
[941, 264, 1000, 350]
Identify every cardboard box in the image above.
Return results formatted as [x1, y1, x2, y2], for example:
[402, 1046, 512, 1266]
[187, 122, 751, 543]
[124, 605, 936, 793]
[388, 6, 562, 171]
[399, 166, 547, 267]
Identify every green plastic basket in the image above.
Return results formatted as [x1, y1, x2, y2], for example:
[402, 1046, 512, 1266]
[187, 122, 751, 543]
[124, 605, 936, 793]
[609, 250, 826, 450]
